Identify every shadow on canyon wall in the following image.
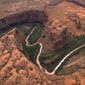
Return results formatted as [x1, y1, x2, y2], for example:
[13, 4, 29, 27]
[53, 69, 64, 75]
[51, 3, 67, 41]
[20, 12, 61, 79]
[0, 10, 48, 29]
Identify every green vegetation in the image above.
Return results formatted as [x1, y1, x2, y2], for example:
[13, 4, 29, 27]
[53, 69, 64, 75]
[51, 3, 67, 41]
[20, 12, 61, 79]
[40, 35, 85, 72]
[56, 64, 80, 75]
[22, 23, 44, 63]
[21, 22, 85, 73]
[16, 23, 40, 37]
[56, 47, 85, 75]
[23, 43, 41, 63]
[28, 24, 44, 44]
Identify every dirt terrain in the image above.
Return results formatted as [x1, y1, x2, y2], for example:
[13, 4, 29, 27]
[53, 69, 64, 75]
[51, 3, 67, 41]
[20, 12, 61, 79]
[0, 26, 85, 85]
[39, 1, 85, 51]
[0, 0, 85, 85]
[0, 29, 56, 85]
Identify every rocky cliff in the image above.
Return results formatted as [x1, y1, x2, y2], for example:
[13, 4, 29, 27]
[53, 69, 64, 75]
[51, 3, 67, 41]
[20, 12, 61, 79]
[0, 0, 85, 85]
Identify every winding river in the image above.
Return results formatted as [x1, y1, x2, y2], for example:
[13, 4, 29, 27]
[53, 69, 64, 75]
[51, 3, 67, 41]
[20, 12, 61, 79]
[25, 26, 85, 75]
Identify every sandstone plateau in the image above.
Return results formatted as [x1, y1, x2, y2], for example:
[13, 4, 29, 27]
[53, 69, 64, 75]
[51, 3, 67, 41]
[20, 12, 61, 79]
[0, 0, 85, 85]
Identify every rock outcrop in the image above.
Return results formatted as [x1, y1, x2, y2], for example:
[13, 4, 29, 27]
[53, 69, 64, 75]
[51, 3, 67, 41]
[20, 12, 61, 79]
[0, 0, 51, 29]
[68, 0, 85, 7]
[0, 0, 85, 85]
[0, 28, 85, 85]
[38, 3, 85, 51]
[0, 28, 55, 85]
[39, 24, 71, 51]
